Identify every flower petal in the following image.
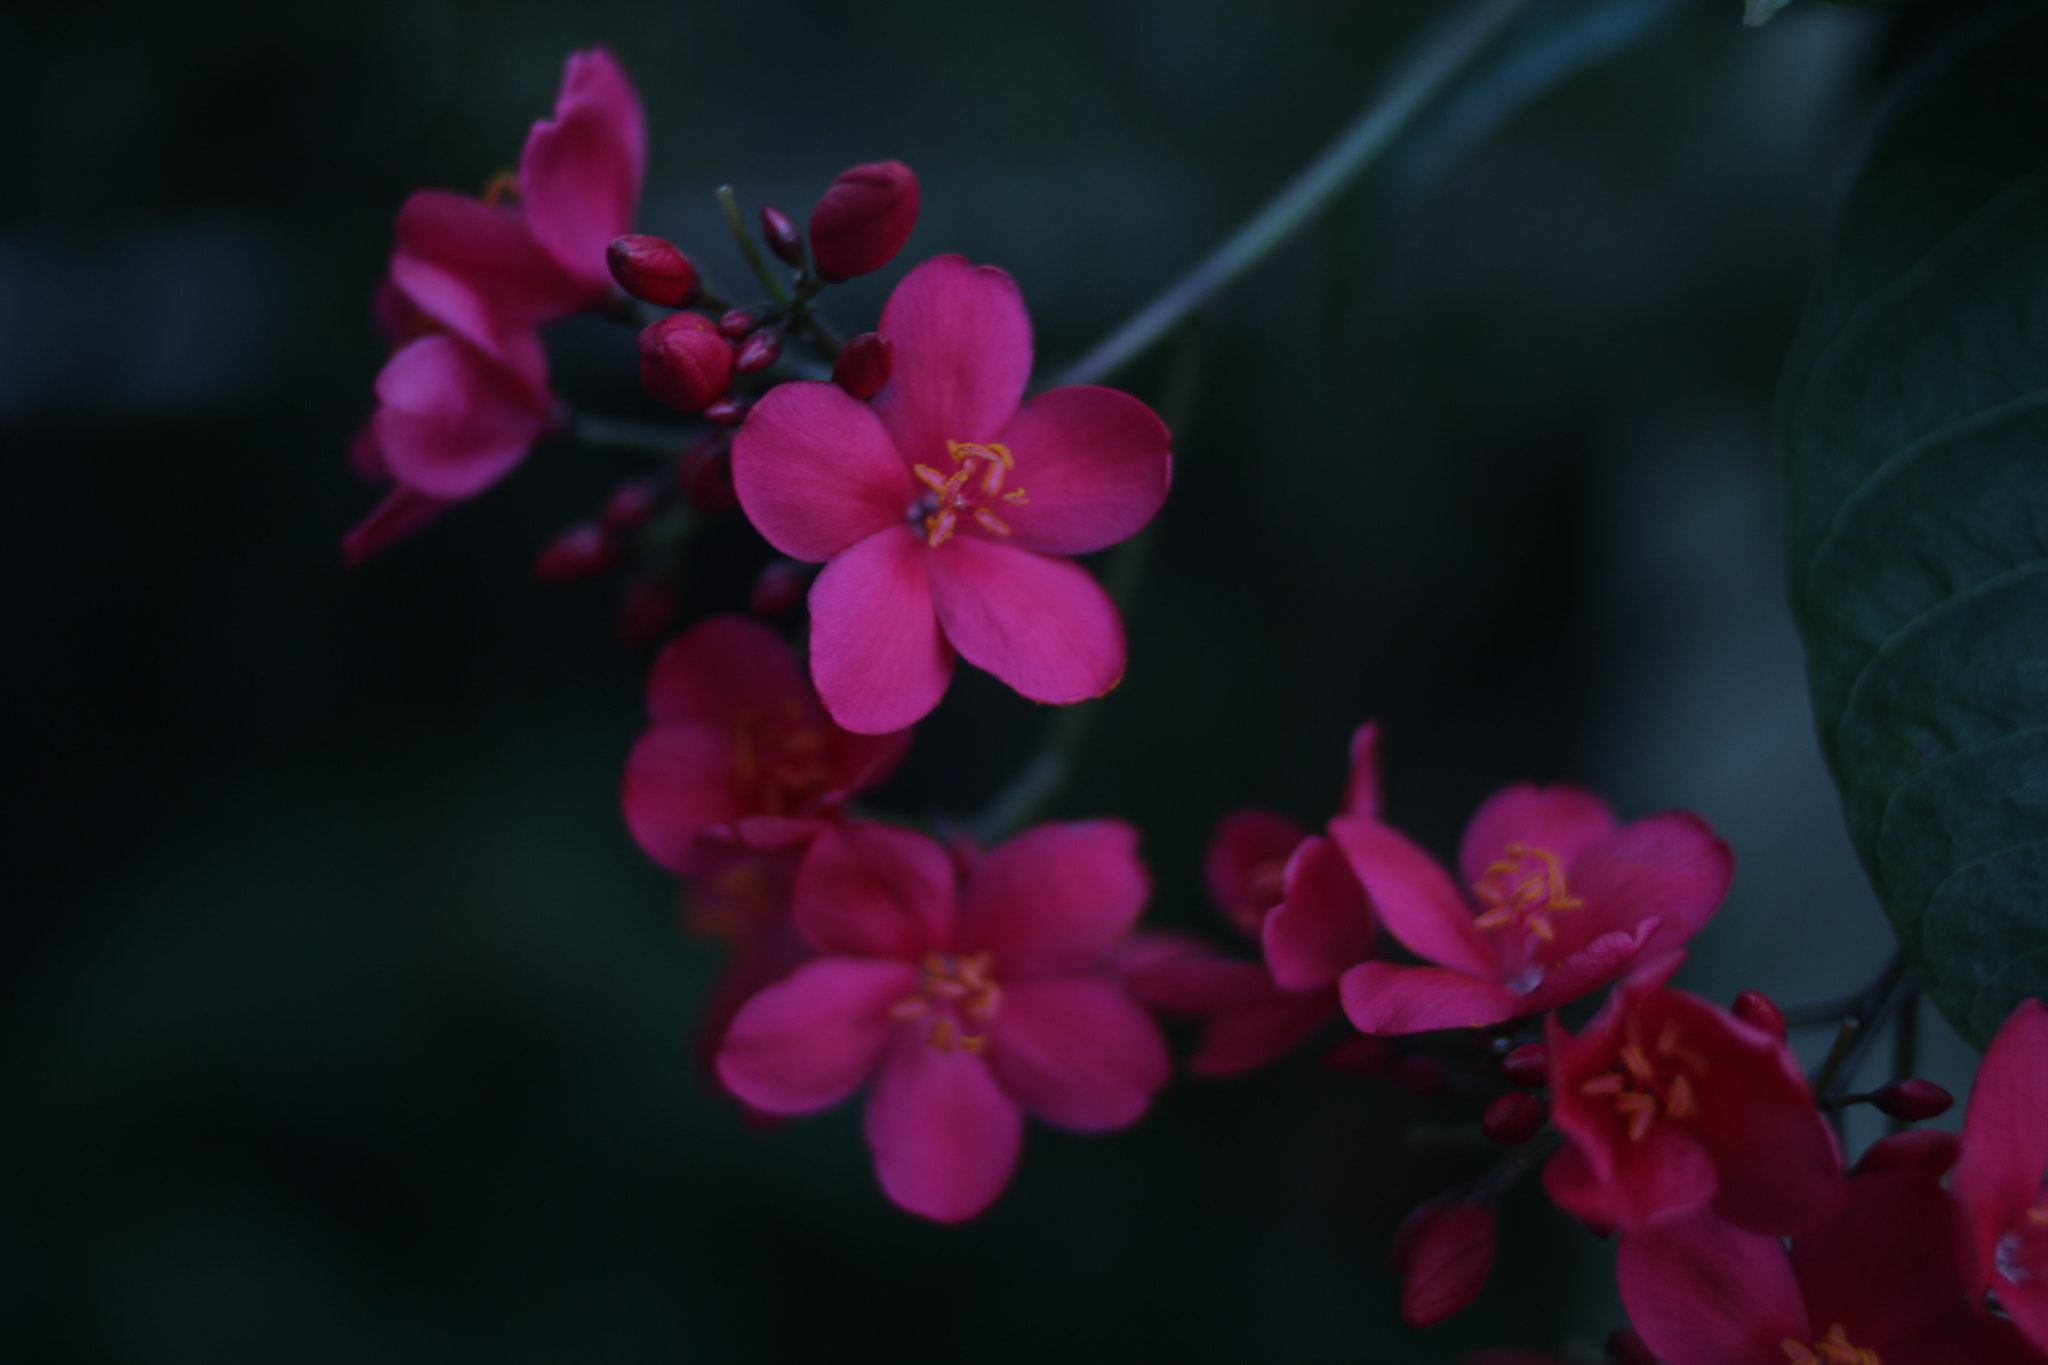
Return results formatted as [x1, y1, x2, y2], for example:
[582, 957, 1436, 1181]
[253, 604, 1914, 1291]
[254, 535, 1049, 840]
[1457, 782, 1616, 889]
[792, 823, 955, 960]
[1793, 1170, 1966, 1349]
[1955, 998, 2048, 1293]
[990, 386, 1171, 555]
[1127, 954, 1278, 1013]
[864, 1032, 1022, 1222]
[733, 382, 917, 562]
[1264, 834, 1376, 992]
[342, 486, 449, 566]
[646, 614, 810, 727]
[388, 190, 587, 358]
[621, 724, 741, 877]
[1328, 815, 1495, 981]
[519, 48, 645, 291]
[372, 334, 553, 501]
[715, 957, 919, 1113]
[987, 976, 1168, 1130]
[1205, 808, 1308, 941]
[956, 820, 1148, 976]
[1514, 924, 1659, 1017]
[1339, 962, 1521, 1035]
[1616, 1209, 1809, 1365]
[871, 255, 1032, 471]
[1550, 812, 1732, 965]
[927, 535, 1124, 704]
[807, 527, 955, 734]
[1188, 990, 1334, 1078]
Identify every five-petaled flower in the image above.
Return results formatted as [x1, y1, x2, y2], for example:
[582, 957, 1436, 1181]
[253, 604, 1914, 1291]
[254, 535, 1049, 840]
[715, 820, 1170, 1222]
[1953, 997, 2048, 1354]
[730, 254, 1173, 734]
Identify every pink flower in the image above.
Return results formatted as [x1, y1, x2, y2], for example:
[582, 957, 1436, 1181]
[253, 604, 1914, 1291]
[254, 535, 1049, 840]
[1260, 722, 1382, 994]
[1952, 998, 2048, 1352]
[1619, 1171, 2043, 1365]
[622, 616, 911, 878]
[369, 331, 557, 502]
[729, 255, 1173, 733]
[388, 48, 645, 366]
[715, 820, 1170, 1222]
[1330, 782, 1731, 1034]
[1544, 978, 1841, 1237]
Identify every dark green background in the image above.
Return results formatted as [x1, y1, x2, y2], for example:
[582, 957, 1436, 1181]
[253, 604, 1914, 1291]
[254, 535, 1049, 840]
[0, 2, 1976, 1360]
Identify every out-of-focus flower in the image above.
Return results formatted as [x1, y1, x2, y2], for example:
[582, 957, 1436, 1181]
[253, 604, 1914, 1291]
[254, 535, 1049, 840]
[1953, 998, 2048, 1353]
[1393, 1197, 1498, 1327]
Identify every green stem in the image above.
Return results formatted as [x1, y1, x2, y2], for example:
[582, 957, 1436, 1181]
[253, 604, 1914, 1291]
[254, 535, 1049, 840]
[716, 185, 793, 308]
[1054, 0, 1536, 389]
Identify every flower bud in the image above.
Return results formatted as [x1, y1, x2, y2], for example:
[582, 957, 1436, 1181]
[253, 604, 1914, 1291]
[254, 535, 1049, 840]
[1872, 1078, 1953, 1121]
[749, 559, 811, 616]
[718, 309, 756, 341]
[1606, 1329, 1658, 1365]
[1481, 1092, 1545, 1147]
[1732, 989, 1786, 1041]
[759, 205, 803, 267]
[1499, 1044, 1547, 1089]
[735, 331, 782, 374]
[638, 312, 733, 413]
[607, 234, 700, 307]
[808, 160, 919, 282]
[832, 331, 894, 399]
[704, 395, 750, 428]
[1391, 1199, 1497, 1328]
[601, 479, 661, 537]
[620, 575, 678, 649]
[533, 522, 617, 580]
[677, 437, 736, 516]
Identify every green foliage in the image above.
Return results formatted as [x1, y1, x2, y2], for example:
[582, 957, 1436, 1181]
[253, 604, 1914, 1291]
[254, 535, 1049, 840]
[1780, 10, 2048, 1046]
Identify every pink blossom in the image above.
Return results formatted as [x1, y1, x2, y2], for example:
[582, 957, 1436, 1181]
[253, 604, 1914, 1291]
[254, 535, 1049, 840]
[729, 255, 1173, 733]
[1260, 722, 1382, 994]
[715, 820, 1169, 1222]
[1952, 998, 2048, 1352]
[622, 616, 911, 878]
[1330, 782, 1731, 1034]
[1544, 978, 1841, 1237]
[368, 331, 557, 502]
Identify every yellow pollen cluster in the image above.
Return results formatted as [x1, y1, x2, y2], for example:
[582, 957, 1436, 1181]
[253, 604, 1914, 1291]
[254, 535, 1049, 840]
[912, 441, 1030, 546]
[482, 169, 523, 208]
[890, 951, 1002, 1053]
[1781, 1324, 1879, 1365]
[1472, 843, 1583, 942]
[729, 705, 834, 817]
[1579, 1015, 1711, 1142]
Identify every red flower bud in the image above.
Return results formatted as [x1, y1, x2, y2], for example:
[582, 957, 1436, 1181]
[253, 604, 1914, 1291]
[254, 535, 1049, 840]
[620, 575, 677, 649]
[638, 313, 733, 413]
[1732, 989, 1786, 1041]
[759, 205, 803, 267]
[1606, 1329, 1658, 1365]
[832, 331, 894, 399]
[601, 479, 661, 537]
[735, 331, 782, 373]
[676, 437, 736, 516]
[1392, 1199, 1497, 1328]
[534, 522, 617, 581]
[808, 160, 919, 282]
[1319, 1035, 1391, 1075]
[1481, 1092, 1545, 1147]
[1500, 1043, 1547, 1089]
[704, 395, 750, 428]
[1872, 1078, 1953, 1121]
[718, 309, 756, 341]
[608, 235, 700, 307]
[749, 559, 811, 616]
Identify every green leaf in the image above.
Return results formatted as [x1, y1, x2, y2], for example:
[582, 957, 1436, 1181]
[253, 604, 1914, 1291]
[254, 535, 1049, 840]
[1780, 10, 2048, 1047]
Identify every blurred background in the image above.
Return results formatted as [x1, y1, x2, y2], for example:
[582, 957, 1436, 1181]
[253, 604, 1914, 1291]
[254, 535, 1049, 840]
[0, 0, 1992, 1359]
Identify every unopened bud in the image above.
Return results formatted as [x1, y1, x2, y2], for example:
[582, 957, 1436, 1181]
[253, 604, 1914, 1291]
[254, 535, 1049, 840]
[1481, 1092, 1545, 1147]
[832, 331, 894, 399]
[534, 522, 617, 580]
[735, 331, 782, 373]
[808, 160, 919, 282]
[1732, 989, 1786, 1041]
[749, 559, 811, 616]
[1872, 1078, 1953, 1121]
[677, 437, 736, 516]
[1853, 1127, 1959, 1177]
[638, 312, 733, 413]
[607, 234, 700, 307]
[1392, 1199, 1497, 1328]
[620, 575, 678, 649]
[1606, 1329, 1658, 1365]
[1500, 1044, 1547, 1089]
[718, 309, 756, 341]
[759, 205, 803, 267]
[1320, 1035, 1391, 1075]
[601, 479, 661, 537]
[704, 395, 750, 428]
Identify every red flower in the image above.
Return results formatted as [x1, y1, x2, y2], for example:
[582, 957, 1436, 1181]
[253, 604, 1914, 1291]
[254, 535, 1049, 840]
[621, 616, 910, 878]
[1260, 722, 1382, 993]
[1544, 979, 1841, 1237]
[1953, 998, 2048, 1352]
[1330, 783, 1731, 1034]
[729, 255, 1173, 733]
[368, 331, 556, 502]
[1619, 1171, 2043, 1365]
[715, 821, 1170, 1222]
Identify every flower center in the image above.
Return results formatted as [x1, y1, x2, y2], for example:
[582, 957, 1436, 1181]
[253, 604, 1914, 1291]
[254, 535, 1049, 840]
[1472, 843, 1583, 944]
[1578, 1014, 1710, 1142]
[729, 705, 835, 817]
[890, 952, 1002, 1053]
[1781, 1324, 1879, 1365]
[910, 440, 1030, 546]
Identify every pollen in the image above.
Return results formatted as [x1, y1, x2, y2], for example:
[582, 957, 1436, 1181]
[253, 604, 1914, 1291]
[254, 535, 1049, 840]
[894, 951, 1003, 1052]
[1781, 1324, 1880, 1365]
[1579, 1010, 1711, 1142]
[729, 702, 836, 817]
[1472, 843, 1584, 944]
[909, 440, 1030, 546]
